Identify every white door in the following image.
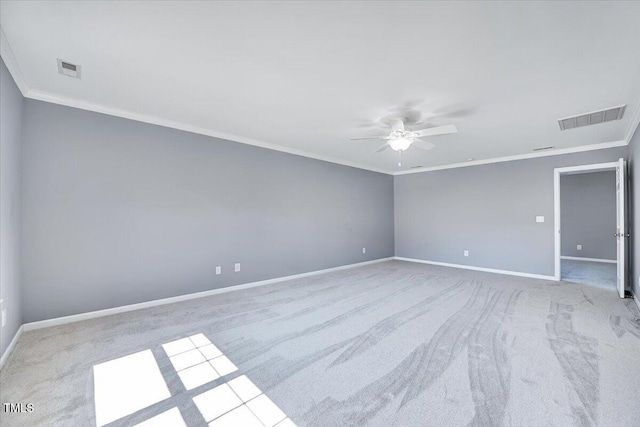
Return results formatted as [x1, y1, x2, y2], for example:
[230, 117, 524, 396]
[616, 157, 627, 298]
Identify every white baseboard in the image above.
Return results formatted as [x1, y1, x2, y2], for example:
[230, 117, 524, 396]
[22, 257, 394, 332]
[394, 257, 556, 281]
[0, 325, 23, 371]
[560, 256, 617, 264]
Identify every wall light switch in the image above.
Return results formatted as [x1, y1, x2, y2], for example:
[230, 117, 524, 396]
[362, 247, 366, 254]
[234, 263, 241, 272]
[1, 309, 6, 328]
[577, 245, 582, 251]
[536, 216, 545, 223]
[215, 266, 221, 275]
[464, 250, 469, 257]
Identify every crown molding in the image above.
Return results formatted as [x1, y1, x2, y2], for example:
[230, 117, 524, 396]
[0, 27, 30, 96]
[2, 25, 393, 175]
[11, 85, 639, 180]
[625, 95, 640, 143]
[4, 23, 639, 177]
[19, 86, 639, 178]
[395, 95, 640, 176]
[25, 89, 393, 175]
[393, 139, 629, 176]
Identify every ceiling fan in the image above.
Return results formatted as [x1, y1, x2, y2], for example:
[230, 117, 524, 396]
[350, 117, 457, 166]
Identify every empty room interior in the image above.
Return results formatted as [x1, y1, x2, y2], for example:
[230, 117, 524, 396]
[2, 2, 640, 426]
[560, 170, 618, 287]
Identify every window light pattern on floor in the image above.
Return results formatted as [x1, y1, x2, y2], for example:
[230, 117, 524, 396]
[193, 375, 295, 427]
[162, 333, 238, 390]
[93, 350, 172, 427]
[132, 407, 187, 427]
[92, 333, 295, 426]
[163, 333, 296, 426]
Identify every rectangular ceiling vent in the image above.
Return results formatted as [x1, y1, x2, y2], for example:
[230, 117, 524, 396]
[57, 59, 81, 79]
[558, 105, 626, 131]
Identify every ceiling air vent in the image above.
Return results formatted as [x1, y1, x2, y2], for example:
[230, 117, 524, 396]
[558, 105, 625, 131]
[57, 59, 81, 79]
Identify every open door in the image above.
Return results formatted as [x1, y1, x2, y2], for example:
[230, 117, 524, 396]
[616, 157, 627, 298]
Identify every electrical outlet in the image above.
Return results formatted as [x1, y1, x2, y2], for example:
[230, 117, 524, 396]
[577, 245, 582, 251]
[215, 266, 221, 275]
[362, 247, 366, 254]
[536, 216, 545, 223]
[464, 250, 469, 257]
[235, 263, 241, 272]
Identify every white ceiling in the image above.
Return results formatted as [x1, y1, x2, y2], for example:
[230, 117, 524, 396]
[2, 1, 640, 174]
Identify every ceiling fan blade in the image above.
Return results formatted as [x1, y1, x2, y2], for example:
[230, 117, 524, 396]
[375, 143, 390, 153]
[350, 136, 392, 141]
[412, 140, 435, 151]
[413, 124, 457, 137]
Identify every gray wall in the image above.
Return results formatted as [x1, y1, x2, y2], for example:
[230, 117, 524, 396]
[628, 124, 640, 299]
[11, 83, 640, 324]
[560, 171, 616, 260]
[21, 100, 394, 322]
[0, 58, 23, 356]
[394, 147, 628, 277]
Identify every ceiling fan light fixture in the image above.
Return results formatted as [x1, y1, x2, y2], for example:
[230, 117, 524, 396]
[389, 137, 413, 151]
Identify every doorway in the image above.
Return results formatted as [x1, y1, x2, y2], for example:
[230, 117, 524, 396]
[554, 159, 627, 297]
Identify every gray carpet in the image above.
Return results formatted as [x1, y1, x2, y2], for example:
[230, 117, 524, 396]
[562, 259, 617, 290]
[1, 260, 640, 427]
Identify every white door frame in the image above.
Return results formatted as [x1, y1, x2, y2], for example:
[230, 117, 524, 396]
[553, 161, 620, 281]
